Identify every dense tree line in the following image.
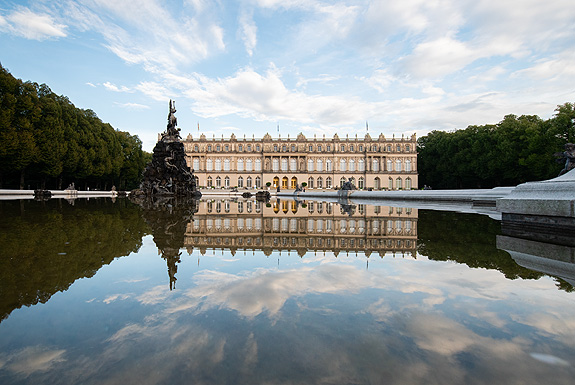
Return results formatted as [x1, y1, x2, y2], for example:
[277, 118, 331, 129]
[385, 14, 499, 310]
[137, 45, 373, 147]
[417, 103, 575, 189]
[0, 64, 150, 190]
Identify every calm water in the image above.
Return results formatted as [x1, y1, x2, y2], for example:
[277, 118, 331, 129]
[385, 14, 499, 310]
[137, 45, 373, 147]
[0, 198, 573, 385]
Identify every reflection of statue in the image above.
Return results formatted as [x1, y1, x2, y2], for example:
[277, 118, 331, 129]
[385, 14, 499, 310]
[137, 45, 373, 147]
[137, 198, 199, 290]
[556, 143, 575, 176]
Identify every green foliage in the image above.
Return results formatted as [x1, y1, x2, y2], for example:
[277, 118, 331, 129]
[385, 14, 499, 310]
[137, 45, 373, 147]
[417, 105, 573, 188]
[0, 64, 147, 190]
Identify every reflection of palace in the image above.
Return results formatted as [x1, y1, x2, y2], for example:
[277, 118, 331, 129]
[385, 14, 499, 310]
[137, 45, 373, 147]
[185, 199, 418, 258]
[183, 132, 418, 190]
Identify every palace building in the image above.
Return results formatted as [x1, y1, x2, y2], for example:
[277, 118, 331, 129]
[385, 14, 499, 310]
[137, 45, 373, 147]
[182, 132, 418, 190]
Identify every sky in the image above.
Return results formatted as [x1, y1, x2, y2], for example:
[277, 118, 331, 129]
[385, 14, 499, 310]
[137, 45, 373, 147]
[1, 0, 574, 151]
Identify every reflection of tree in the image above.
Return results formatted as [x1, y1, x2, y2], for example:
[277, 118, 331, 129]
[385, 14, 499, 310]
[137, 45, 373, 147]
[136, 196, 198, 290]
[418, 210, 543, 279]
[418, 210, 573, 292]
[0, 199, 149, 324]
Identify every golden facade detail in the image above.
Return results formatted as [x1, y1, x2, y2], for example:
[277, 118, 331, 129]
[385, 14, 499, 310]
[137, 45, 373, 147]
[185, 199, 418, 258]
[183, 132, 418, 190]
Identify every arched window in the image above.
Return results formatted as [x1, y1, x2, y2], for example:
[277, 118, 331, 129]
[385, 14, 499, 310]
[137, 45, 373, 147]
[317, 158, 323, 171]
[358, 159, 364, 172]
[224, 176, 230, 188]
[246, 158, 253, 171]
[291, 177, 297, 189]
[216, 176, 221, 188]
[326, 177, 332, 189]
[273, 176, 279, 187]
[387, 159, 392, 171]
[273, 158, 279, 172]
[193, 157, 200, 171]
[207, 176, 213, 188]
[340, 177, 347, 187]
[255, 176, 262, 189]
[255, 159, 262, 171]
[395, 159, 402, 172]
[290, 158, 297, 171]
[282, 177, 288, 189]
[247, 176, 252, 188]
[349, 159, 355, 172]
[326, 159, 332, 171]
[396, 145, 401, 152]
[340, 159, 346, 172]
[215, 159, 221, 171]
[238, 176, 244, 188]
[358, 177, 364, 189]
[281, 158, 288, 171]
[308, 158, 314, 172]
[237, 158, 244, 171]
[206, 158, 213, 171]
[388, 177, 393, 190]
[308, 177, 314, 189]
[374, 177, 380, 190]
[406, 177, 412, 189]
[396, 177, 402, 189]
[372, 158, 379, 172]
[405, 159, 411, 172]
[224, 158, 230, 171]
[317, 177, 323, 189]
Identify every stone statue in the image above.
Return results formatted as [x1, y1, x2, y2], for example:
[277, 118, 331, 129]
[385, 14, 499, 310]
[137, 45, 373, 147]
[164, 99, 180, 139]
[555, 143, 575, 176]
[341, 178, 356, 191]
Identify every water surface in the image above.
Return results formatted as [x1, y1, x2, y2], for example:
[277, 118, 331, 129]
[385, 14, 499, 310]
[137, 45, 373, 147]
[0, 198, 573, 384]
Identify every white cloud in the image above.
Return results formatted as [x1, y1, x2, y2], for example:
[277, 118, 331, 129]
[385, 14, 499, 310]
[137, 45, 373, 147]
[1, 7, 67, 40]
[116, 102, 151, 110]
[0, 346, 66, 377]
[103, 81, 131, 92]
[239, 10, 257, 56]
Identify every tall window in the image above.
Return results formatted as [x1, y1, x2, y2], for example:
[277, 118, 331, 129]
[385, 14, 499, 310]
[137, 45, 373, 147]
[340, 177, 346, 187]
[358, 159, 364, 172]
[216, 176, 221, 188]
[326, 159, 332, 171]
[396, 145, 401, 152]
[308, 177, 314, 189]
[237, 159, 244, 171]
[308, 158, 314, 172]
[340, 159, 346, 172]
[215, 159, 221, 171]
[358, 177, 364, 189]
[387, 159, 392, 171]
[396, 177, 402, 189]
[224, 158, 230, 171]
[291, 144, 296, 152]
[317, 158, 323, 171]
[388, 177, 393, 190]
[340, 144, 345, 152]
[238, 176, 244, 188]
[224, 176, 230, 188]
[317, 177, 323, 189]
[255, 176, 261, 188]
[406, 177, 412, 189]
[246, 158, 253, 171]
[193, 157, 200, 170]
[326, 177, 332, 189]
[255, 159, 261, 171]
[405, 159, 411, 172]
[349, 159, 355, 172]
[207, 176, 213, 188]
[273, 158, 279, 172]
[281, 158, 288, 171]
[207, 159, 213, 171]
[350, 144, 354, 152]
[238, 144, 243, 152]
[395, 159, 402, 172]
[290, 158, 297, 171]
[247, 144, 252, 152]
[247, 176, 252, 188]
[374, 177, 380, 190]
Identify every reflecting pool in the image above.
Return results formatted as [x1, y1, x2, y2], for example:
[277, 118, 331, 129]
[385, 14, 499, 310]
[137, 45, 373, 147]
[0, 198, 573, 384]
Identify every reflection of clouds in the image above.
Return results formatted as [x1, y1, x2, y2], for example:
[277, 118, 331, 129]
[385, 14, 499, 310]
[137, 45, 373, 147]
[513, 312, 575, 347]
[103, 293, 131, 304]
[0, 346, 66, 377]
[171, 264, 371, 318]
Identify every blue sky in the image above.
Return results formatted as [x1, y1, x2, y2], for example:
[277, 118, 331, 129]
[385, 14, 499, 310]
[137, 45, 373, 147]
[1, 0, 574, 151]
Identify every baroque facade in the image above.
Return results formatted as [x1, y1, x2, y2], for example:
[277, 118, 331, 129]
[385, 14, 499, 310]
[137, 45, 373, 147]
[183, 132, 418, 190]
